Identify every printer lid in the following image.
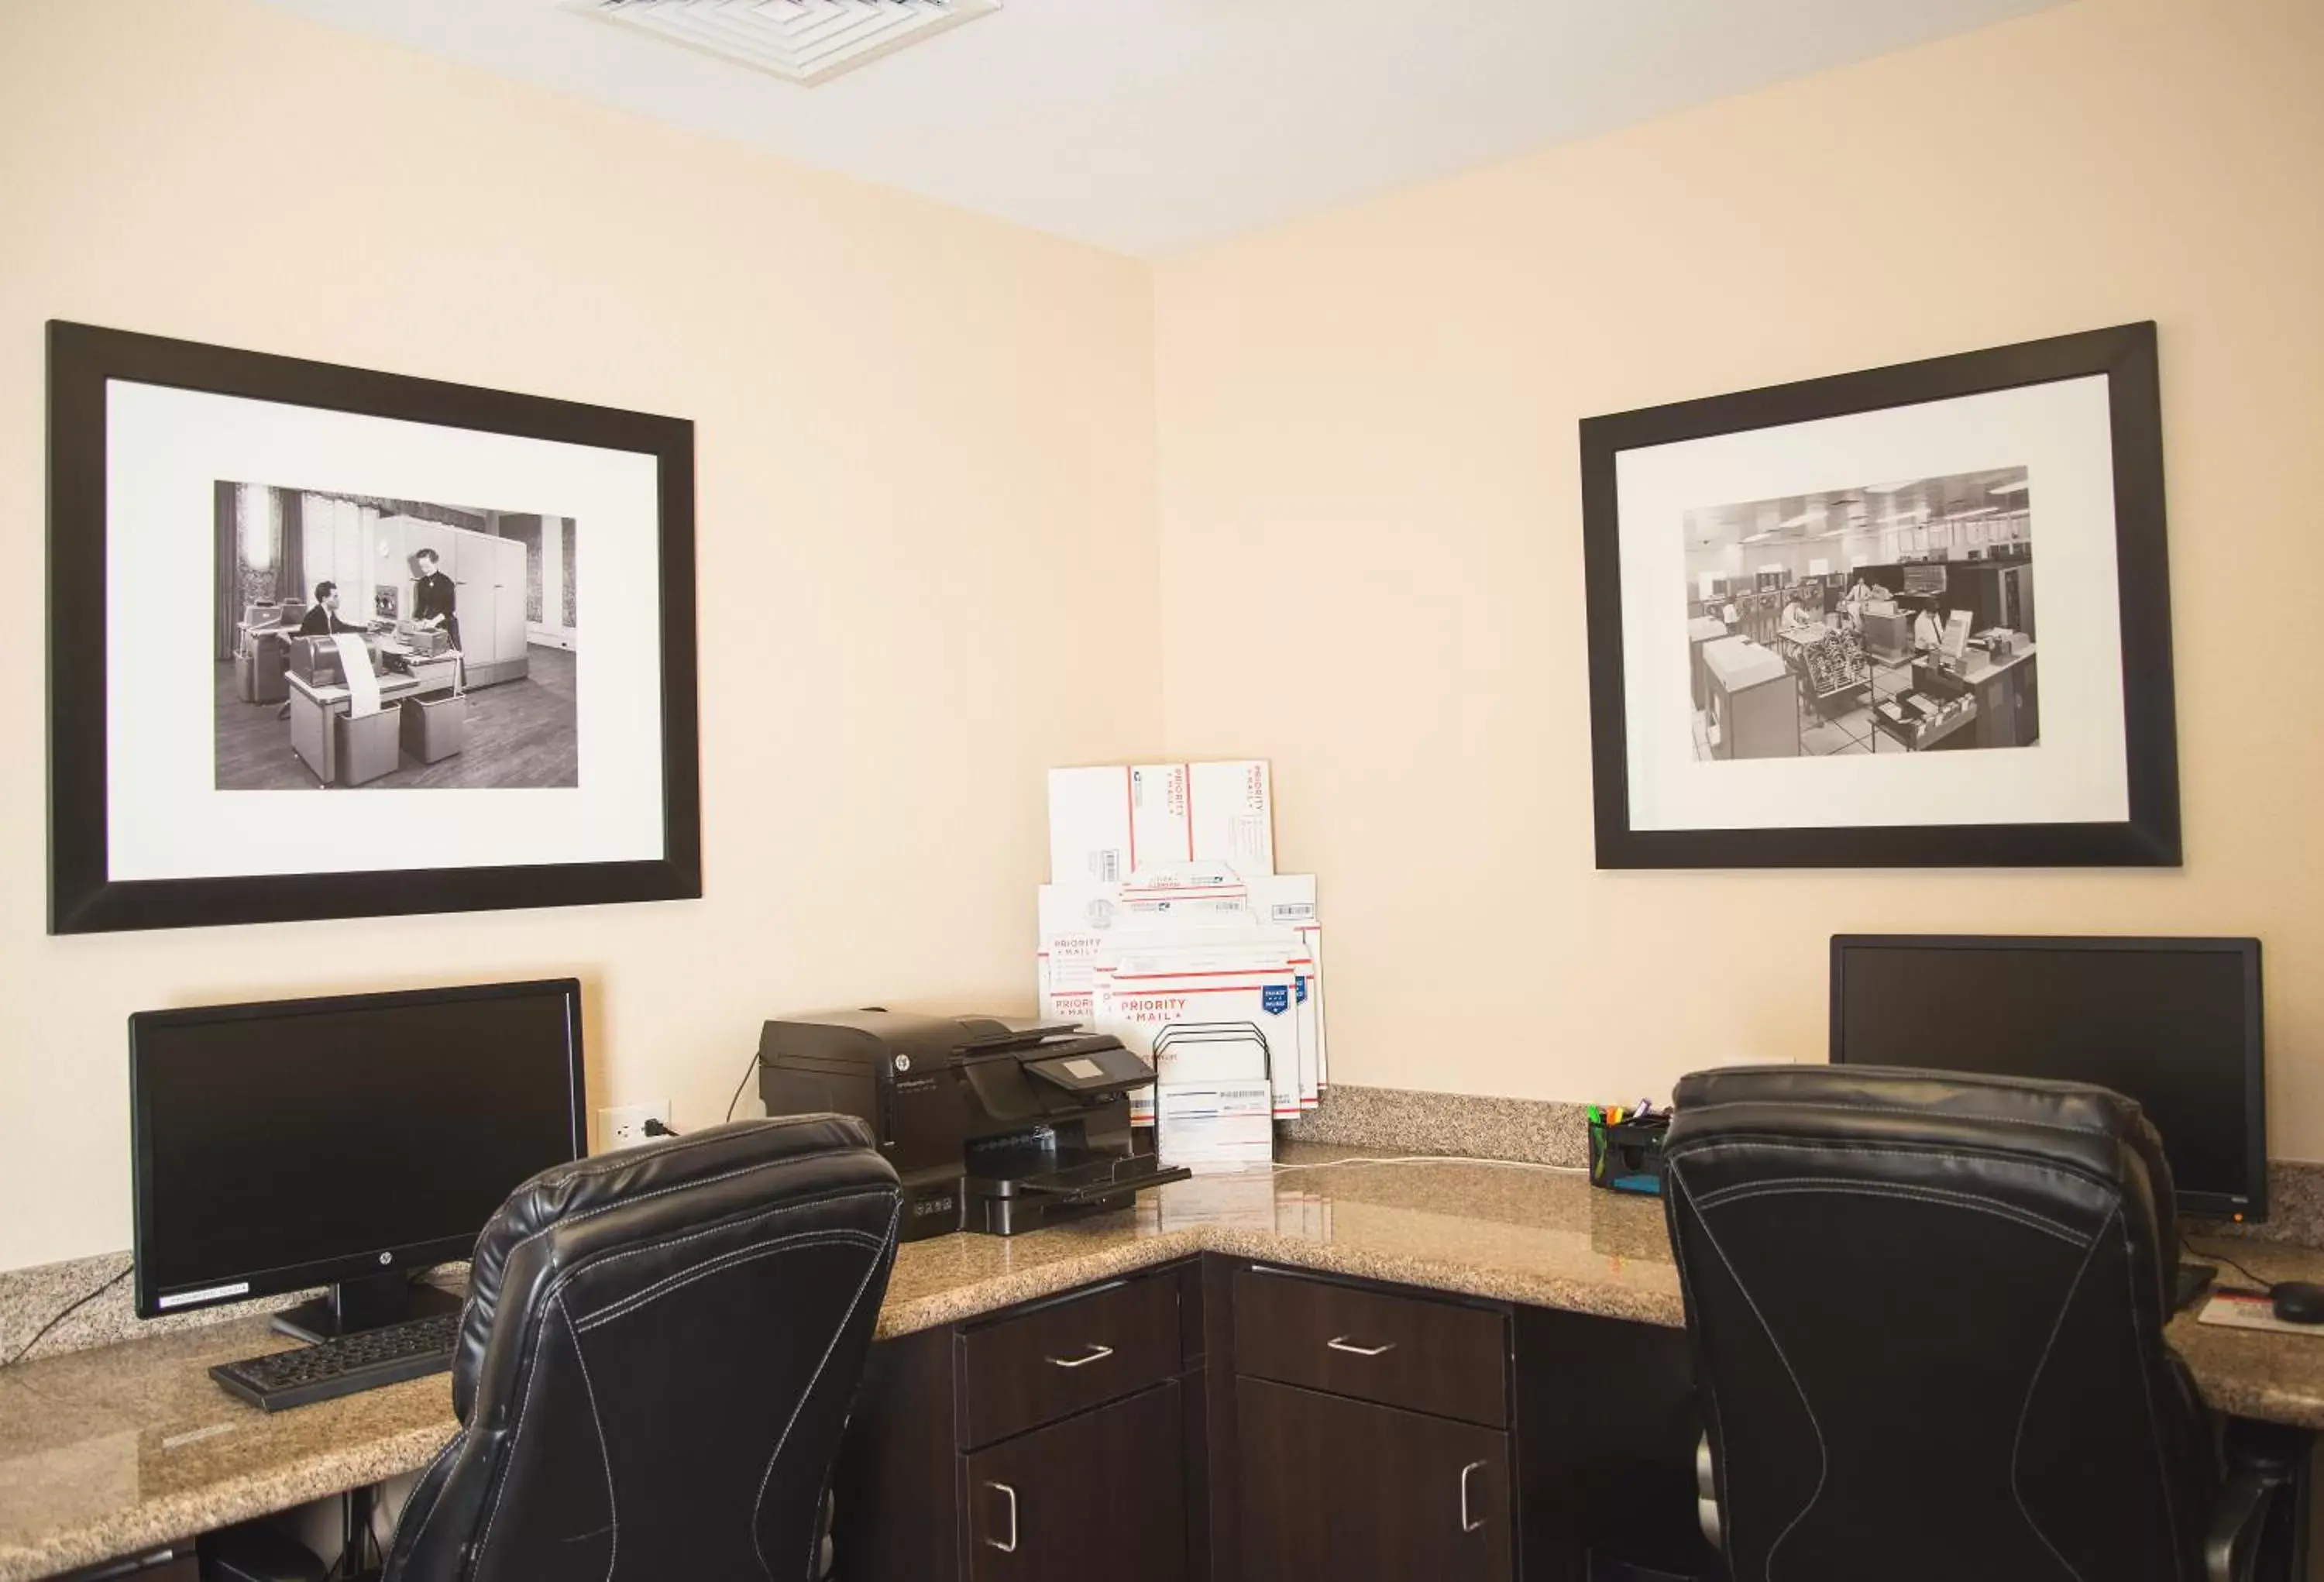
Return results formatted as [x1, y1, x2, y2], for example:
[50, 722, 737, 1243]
[1020, 1040, 1155, 1102]
[759, 1009, 1112, 1071]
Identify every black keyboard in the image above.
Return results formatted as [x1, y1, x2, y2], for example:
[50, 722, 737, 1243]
[211, 1311, 461, 1412]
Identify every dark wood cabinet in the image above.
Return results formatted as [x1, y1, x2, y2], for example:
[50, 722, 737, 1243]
[967, 1381, 1188, 1582]
[835, 1263, 1203, 1582]
[1236, 1376, 1513, 1582]
[835, 1254, 1710, 1582]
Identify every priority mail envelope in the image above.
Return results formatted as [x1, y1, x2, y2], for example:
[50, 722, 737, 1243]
[1093, 952, 1308, 1121]
[1037, 873, 1252, 1025]
[1047, 762, 1275, 882]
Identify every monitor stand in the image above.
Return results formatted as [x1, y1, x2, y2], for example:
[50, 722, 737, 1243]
[271, 1268, 462, 1343]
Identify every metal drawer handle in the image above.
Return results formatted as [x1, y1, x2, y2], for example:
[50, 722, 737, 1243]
[1326, 1335, 1396, 1357]
[1047, 1343, 1116, 1370]
[984, 1481, 1019, 1553]
[1459, 1461, 1487, 1533]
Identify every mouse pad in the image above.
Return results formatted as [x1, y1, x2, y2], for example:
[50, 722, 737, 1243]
[2197, 1290, 2324, 1337]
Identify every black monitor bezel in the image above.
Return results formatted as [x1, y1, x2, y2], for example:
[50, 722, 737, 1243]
[129, 978, 587, 1319]
[1829, 934, 2264, 1219]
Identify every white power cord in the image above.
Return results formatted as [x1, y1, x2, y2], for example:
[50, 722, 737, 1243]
[1269, 1154, 1585, 1176]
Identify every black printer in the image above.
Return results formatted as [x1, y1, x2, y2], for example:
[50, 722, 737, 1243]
[758, 1010, 1189, 1240]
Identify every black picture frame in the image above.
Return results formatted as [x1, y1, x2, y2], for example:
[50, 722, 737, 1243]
[1579, 321, 2178, 869]
[47, 321, 702, 932]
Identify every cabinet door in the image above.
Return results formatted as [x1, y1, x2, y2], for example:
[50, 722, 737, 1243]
[496, 536, 528, 667]
[968, 1381, 1185, 1582]
[2014, 657, 2040, 746]
[452, 532, 494, 665]
[1237, 1376, 1511, 1582]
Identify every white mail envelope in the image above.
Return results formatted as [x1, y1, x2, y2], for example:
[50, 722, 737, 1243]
[1047, 761, 1276, 882]
[1155, 1081, 1275, 1174]
[1037, 875, 1251, 1024]
[1236, 875, 1327, 1100]
[1040, 866, 1255, 1009]
[1184, 760, 1274, 876]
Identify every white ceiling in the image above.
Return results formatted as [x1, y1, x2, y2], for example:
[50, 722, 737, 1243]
[257, 0, 2065, 257]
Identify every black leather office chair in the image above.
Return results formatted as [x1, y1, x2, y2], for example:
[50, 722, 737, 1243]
[1663, 1065, 2294, 1582]
[382, 1116, 902, 1582]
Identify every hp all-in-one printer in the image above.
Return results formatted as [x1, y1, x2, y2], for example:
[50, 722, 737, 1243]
[757, 1009, 1188, 1240]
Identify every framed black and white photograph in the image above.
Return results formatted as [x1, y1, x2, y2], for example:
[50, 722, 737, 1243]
[1580, 322, 2178, 868]
[49, 321, 700, 933]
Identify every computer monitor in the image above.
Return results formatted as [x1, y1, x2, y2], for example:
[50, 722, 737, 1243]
[131, 979, 586, 1339]
[1829, 937, 2264, 1219]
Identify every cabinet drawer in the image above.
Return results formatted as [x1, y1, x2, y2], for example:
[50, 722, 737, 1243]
[962, 1271, 1181, 1447]
[1232, 1264, 1509, 1428]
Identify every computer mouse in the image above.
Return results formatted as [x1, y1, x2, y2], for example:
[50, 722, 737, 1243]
[2270, 1281, 2324, 1326]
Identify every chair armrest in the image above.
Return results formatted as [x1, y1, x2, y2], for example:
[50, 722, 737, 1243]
[2205, 1460, 2291, 1582]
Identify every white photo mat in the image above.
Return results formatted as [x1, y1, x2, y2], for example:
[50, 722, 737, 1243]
[106, 380, 668, 881]
[1614, 376, 2127, 834]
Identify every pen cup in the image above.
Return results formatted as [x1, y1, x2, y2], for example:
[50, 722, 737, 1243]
[1588, 1116, 1670, 1196]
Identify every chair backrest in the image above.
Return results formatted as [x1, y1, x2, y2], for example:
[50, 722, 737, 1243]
[384, 1116, 902, 1582]
[1663, 1065, 2214, 1582]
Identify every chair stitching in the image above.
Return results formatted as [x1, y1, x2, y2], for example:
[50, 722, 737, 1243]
[1673, 1097, 2117, 1138]
[554, 1190, 894, 1324]
[560, 1298, 619, 1582]
[573, 1229, 887, 1333]
[1694, 1174, 2087, 1234]
[469, 1295, 563, 1577]
[459, 1126, 854, 1261]
[2009, 1209, 2106, 1582]
[381, 1425, 466, 1572]
[1694, 1179, 2092, 1248]
[480, 1147, 871, 1279]
[1681, 1174, 1828, 1582]
[455, 1154, 882, 1578]
[803, 1201, 900, 1582]
[1667, 1138, 2119, 1202]
[569, 1205, 885, 1284]
[2121, 1204, 2186, 1567]
[1664, 1167, 1730, 1569]
[748, 1194, 902, 1582]
[1669, 1137, 2104, 1177]
[462, 1154, 879, 1367]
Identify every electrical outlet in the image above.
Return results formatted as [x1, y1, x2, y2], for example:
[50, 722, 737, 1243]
[599, 1102, 672, 1151]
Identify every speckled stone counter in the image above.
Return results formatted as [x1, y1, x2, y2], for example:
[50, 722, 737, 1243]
[8, 1148, 2324, 1581]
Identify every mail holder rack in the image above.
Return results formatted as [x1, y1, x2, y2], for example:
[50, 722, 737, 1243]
[1588, 1115, 1670, 1196]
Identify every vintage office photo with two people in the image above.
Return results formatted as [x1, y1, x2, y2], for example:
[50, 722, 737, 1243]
[213, 482, 581, 791]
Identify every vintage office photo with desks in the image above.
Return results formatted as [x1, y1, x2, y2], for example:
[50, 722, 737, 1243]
[1683, 464, 2037, 762]
[9, 5, 2324, 1582]
[215, 484, 580, 793]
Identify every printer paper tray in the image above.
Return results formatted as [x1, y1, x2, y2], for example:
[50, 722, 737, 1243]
[1003, 1164, 1194, 1204]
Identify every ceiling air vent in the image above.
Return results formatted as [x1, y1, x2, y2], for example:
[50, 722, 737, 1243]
[587, 0, 1002, 87]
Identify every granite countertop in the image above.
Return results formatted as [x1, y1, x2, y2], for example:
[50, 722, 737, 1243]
[5, 1147, 2323, 1581]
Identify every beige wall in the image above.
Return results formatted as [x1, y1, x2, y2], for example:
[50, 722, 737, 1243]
[1155, 0, 2324, 1153]
[0, 0, 1157, 1269]
[6, 0, 2318, 1272]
